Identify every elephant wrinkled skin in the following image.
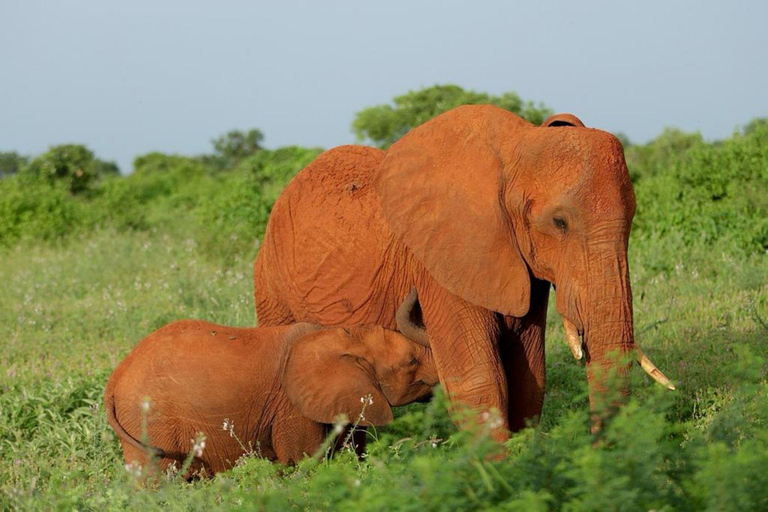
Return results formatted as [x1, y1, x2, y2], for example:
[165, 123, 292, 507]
[254, 105, 671, 440]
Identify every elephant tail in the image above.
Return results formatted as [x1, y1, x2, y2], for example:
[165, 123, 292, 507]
[104, 380, 166, 460]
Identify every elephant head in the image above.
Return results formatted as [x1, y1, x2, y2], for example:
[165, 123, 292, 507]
[373, 105, 672, 420]
[282, 295, 437, 426]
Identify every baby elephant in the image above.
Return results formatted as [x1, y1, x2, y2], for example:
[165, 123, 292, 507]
[105, 293, 436, 477]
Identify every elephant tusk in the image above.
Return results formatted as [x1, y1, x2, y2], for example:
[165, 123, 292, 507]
[636, 349, 676, 390]
[562, 318, 583, 360]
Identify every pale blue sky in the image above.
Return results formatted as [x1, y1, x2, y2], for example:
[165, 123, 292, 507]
[2, 1, 766, 172]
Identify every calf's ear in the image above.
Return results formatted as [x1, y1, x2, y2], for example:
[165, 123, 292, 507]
[282, 329, 393, 426]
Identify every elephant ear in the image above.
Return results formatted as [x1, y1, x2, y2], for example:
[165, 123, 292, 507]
[282, 329, 393, 426]
[373, 105, 530, 317]
[542, 113, 585, 128]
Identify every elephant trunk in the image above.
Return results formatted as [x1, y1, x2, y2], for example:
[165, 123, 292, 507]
[583, 308, 633, 430]
[582, 249, 635, 430]
[396, 288, 429, 347]
[561, 247, 674, 431]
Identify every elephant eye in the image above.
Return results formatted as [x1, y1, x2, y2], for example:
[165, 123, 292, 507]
[553, 217, 568, 231]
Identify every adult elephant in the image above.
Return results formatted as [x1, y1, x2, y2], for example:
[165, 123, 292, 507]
[254, 105, 672, 440]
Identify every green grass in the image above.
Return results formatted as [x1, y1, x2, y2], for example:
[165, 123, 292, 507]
[1, 228, 766, 510]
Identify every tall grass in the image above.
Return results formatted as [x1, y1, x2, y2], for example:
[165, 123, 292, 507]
[0, 227, 765, 510]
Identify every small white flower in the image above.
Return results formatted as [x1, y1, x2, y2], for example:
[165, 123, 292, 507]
[222, 419, 229, 431]
[354, 479, 361, 487]
[165, 462, 179, 477]
[124, 462, 142, 478]
[360, 394, 374, 406]
[332, 416, 349, 434]
[191, 434, 207, 458]
[140, 398, 151, 413]
[481, 410, 503, 430]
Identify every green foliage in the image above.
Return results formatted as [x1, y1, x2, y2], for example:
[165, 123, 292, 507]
[24, 144, 119, 194]
[132, 152, 203, 175]
[626, 127, 704, 181]
[742, 117, 768, 138]
[352, 84, 553, 148]
[0, 151, 28, 178]
[0, 223, 765, 509]
[209, 129, 265, 169]
[0, 174, 89, 245]
[631, 121, 768, 252]
[0, 144, 320, 253]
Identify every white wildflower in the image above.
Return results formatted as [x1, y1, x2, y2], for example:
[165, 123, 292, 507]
[481, 410, 503, 430]
[165, 462, 179, 478]
[124, 462, 142, 478]
[332, 415, 349, 435]
[222, 419, 235, 437]
[191, 434, 206, 458]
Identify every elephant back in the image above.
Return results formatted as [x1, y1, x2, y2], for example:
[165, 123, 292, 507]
[255, 145, 410, 329]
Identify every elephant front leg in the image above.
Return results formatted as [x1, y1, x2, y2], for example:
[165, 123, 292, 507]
[500, 278, 550, 431]
[417, 278, 509, 442]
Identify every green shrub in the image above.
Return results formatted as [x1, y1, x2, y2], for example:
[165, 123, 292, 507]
[23, 144, 118, 195]
[0, 175, 90, 245]
[632, 121, 768, 253]
[0, 151, 28, 178]
[625, 127, 704, 182]
[208, 129, 265, 170]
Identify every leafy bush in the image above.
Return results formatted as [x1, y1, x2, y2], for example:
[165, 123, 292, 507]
[208, 129, 265, 170]
[0, 175, 90, 245]
[625, 127, 704, 182]
[631, 121, 768, 252]
[23, 144, 118, 195]
[0, 151, 28, 178]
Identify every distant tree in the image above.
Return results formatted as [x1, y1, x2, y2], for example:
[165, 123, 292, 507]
[211, 129, 264, 169]
[352, 84, 553, 148]
[25, 144, 119, 194]
[742, 117, 768, 138]
[133, 152, 191, 174]
[624, 127, 703, 182]
[0, 152, 28, 178]
[92, 160, 120, 176]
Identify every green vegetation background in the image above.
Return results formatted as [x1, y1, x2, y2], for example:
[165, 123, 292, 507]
[1, 86, 766, 510]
